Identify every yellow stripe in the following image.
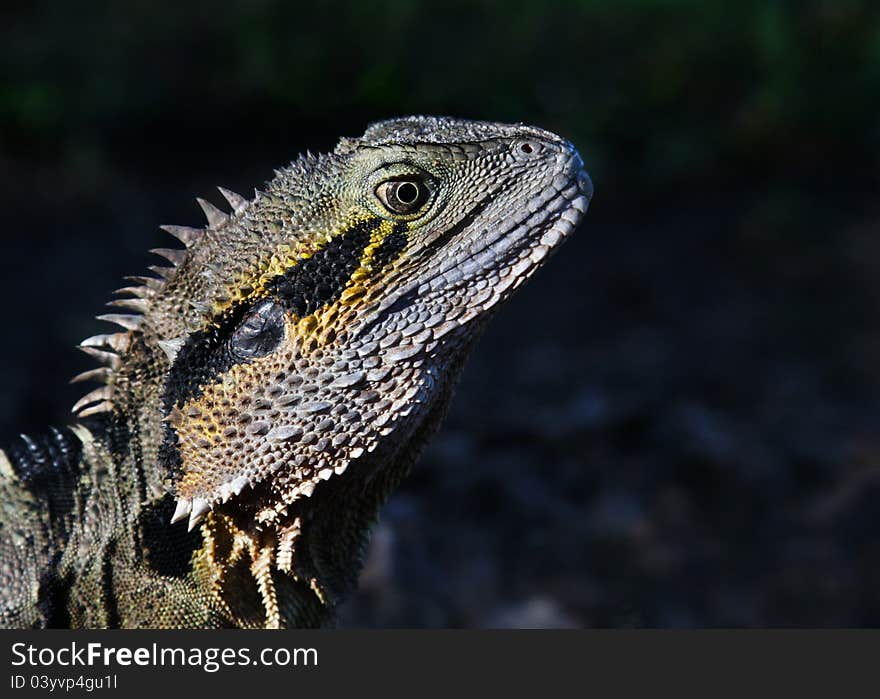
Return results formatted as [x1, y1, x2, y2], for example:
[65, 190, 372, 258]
[207, 216, 404, 329]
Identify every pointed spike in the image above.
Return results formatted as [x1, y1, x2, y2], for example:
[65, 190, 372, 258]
[231, 475, 249, 496]
[170, 498, 192, 524]
[80, 334, 115, 348]
[113, 286, 151, 300]
[218, 187, 247, 212]
[108, 297, 150, 312]
[163, 405, 184, 428]
[20, 433, 39, 454]
[149, 247, 188, 266]
[196, 198, 228, 228]
[72, 387, 113, 414]
[80, 333, 130, 353]
[78, 345, 121, 369]
[70, 367, 112, 384]
[157, 337, 185, 363]
[160, 224, 204, 247]
[96, 314, 141, 331]
[77, 401, 113, 418]
[188, 498, 211, 531]
[148, 265, 176, 280]
[124, 275, 164, 291]
[218, 482, 233, 503]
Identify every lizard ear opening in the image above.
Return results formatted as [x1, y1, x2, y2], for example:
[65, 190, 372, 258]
[231, 300, 287, 359]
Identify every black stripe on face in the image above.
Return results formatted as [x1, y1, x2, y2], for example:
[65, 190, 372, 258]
[161, 219, 380, 414]
[371, 221, 408, 272]
[158, 218, 379, 483]
[158, 298, 293, 484]
[162, 300, 252, 413]
[266, 218, 379, 316]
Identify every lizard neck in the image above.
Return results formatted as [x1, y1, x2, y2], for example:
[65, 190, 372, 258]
[190, 344, 467, 629]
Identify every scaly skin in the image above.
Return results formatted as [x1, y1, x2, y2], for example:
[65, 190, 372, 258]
[0, 116, 592, 628]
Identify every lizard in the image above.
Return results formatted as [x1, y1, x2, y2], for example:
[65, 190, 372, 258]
[0, 116, 592, 628]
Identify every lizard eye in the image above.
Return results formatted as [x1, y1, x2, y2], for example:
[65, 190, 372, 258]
[375, 177, 430, 215]
[231, 300, 286, 359]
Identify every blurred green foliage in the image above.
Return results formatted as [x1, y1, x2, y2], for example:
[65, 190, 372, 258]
[2, 0, 878, 196]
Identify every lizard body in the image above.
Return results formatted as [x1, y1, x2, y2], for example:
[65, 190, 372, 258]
[0, 117, 592, 628]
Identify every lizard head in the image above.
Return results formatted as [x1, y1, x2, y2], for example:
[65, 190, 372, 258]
[72, 116, 592, 542]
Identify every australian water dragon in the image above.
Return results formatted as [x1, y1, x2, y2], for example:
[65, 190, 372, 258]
[0, 116, 592, 628]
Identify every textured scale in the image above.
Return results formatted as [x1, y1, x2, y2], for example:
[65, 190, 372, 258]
[0, 116, 592, 628]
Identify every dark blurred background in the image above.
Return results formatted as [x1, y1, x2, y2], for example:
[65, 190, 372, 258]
[2, 0, 879, 627]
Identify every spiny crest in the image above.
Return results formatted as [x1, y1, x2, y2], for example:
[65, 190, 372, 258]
[70, 188, 251, 419]
[272, 150, 336, 196]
